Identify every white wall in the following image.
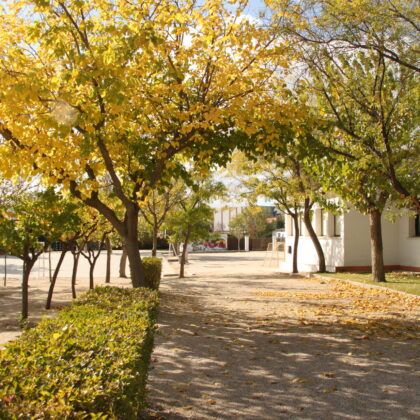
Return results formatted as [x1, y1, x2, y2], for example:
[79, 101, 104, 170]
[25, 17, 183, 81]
[396, 215, 420, 267]
[282, 208, 420, 273]
[343, 210, 420, 267]
[213, 209, 224, 232]
[343, 210, 399, 266]
[281, 235, 344, 272]
[213, 207, 242, 232]
[281, 212, 344, 272]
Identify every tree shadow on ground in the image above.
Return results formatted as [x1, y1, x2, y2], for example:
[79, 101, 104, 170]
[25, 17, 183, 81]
[144, 275, 420, 419]
[188, 254, 266, 263]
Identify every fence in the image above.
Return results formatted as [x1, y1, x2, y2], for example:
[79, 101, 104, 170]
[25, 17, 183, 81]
[1, 253, 53, 286]
[249, 237, 272, 251]
[226, 236, 273, 251]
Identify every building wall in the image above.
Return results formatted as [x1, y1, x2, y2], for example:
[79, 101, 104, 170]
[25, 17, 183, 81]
[282, 210, 344, 272]
[343, 209, 400, 267]
[213, 207, 242, 232]
[213, 209, 224, 232]
[213, 205, 277, 233]
[281, 208, 420, 272]
[281, 235, 344, 272]
[396, 215, 420, 268]
[342, 210, 420, 269]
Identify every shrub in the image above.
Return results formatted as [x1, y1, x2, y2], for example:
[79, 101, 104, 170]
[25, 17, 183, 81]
[0, 286, 159, 419]
[143, 257, 162, 290]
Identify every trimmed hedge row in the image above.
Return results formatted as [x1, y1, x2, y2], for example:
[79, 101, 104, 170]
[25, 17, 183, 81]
[143, 257, 162, 290]
[0, 287, 159, 419]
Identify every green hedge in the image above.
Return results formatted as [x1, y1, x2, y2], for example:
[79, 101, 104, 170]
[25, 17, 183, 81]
[143, 257, 162, 290]
[0, 287, 159, 419]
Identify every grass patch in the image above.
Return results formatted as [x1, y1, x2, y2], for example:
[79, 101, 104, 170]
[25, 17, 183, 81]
[322, 272, 420, 296]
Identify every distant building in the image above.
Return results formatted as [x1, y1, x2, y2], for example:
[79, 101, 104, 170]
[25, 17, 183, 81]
[213, 206, 243, 233]
[213, 205, 277, 233]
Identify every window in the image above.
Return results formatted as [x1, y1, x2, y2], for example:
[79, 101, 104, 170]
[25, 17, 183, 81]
[320, 209, 328, 236]
[288, 215, 295, 236]
[409, 214, 420, 237]
[334, 215, 342, 237]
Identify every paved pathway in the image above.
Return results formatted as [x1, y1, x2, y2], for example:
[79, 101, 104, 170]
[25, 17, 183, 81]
[146, 252, 420, 419]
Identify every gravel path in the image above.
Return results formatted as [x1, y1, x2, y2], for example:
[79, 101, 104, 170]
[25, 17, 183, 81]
[145, 252, 420, 419]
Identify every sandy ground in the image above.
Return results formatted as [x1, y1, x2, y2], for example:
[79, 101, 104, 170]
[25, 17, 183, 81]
[0, 249, 161, 346]
[145, 251, 420, 419]
[1, 250, 419, 418]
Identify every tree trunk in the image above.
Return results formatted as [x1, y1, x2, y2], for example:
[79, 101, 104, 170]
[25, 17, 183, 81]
[369, 209, 386, 282]
[71, 252, 80, 299]
[180, 229, 190, 278]
[46, 248, 67, 309]
[21, 258, 35, 321]
[125, 212, 147, 288]
[292, 214, 300, 274]
[4, 253, 7, 286]
[152, 225, 158, 257]
[125, 238, 146, 287]
[303, 199, 326, 273]
[89, 262, 95, 289]
[48, 248, 52, 282]
[21, 261, 29, 321]
[237, 236, 240, 251]
[105, 236, 111, 283]
[119, 245, 127, 278]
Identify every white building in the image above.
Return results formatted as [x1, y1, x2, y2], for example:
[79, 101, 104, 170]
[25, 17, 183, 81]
[281, 207, 420, 272]
[213, 205, 277, 233]
[213, 206, 244, 233]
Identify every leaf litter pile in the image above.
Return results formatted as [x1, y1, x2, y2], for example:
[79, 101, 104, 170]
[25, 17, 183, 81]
[253, 280, 419, 340]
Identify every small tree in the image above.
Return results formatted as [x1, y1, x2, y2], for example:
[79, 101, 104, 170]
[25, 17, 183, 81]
[0, 189, 79, 319]
[229, 215, 247, 251]
[68, 216, 99, 299]
[139, 180, 185, 257]
[166, 179, 224, 278]
[228, 149, 327, 273]
[79, 211, 112, 290]
[230, 207, 272, 239]
[261, 131, 329, 273]
[254, 174, 304, 274]
[167, 204, 214, 278]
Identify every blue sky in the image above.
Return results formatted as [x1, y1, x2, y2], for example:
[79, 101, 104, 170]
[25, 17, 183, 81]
[244, 0, 268, 16]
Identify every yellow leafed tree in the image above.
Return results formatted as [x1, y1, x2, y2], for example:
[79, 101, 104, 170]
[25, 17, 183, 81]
[0, 0, 289, 287]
